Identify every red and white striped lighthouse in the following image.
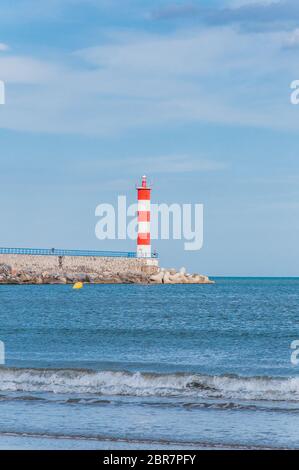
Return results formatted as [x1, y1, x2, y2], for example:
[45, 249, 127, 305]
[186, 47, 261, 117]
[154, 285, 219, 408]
[136, 175, 151, 258]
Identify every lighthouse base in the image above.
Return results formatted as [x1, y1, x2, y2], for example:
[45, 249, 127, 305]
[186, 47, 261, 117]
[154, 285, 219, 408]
[136, 246, 152, 258]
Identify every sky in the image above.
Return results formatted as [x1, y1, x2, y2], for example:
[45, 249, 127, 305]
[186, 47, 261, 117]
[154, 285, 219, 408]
[0, 0, 299, 276]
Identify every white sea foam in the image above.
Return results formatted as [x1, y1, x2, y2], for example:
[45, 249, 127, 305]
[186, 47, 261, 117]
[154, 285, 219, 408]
[0, 368, 298, 401]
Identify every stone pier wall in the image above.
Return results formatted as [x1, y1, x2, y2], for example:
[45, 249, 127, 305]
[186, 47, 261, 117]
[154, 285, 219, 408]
[0, 254, 159, 276]
[0, 254, 214, 285]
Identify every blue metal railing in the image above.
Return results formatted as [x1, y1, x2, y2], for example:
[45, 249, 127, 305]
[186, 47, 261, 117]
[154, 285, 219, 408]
[0, 247, 158, 258]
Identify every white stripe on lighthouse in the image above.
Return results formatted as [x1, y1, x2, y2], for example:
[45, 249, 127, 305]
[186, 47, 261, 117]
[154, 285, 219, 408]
[138, 221, 150, 233]
[137, 245, 151, 257]
[137, 200, 150, 212]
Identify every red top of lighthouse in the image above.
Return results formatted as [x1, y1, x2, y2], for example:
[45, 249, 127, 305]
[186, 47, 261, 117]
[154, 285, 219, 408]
[137, 175, 151, 191]
[141, 175, 147, 188]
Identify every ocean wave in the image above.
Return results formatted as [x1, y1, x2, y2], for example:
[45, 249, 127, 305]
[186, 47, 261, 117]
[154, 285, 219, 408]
[0, 367, 298, 401]
[0, 430, 278, 449]
[0, 393, 298, 413]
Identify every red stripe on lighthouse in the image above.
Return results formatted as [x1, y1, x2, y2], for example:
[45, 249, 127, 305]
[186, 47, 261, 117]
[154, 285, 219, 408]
[137, 189, 151, 200]
[138, 211, 150, 222]
[137, 233, 151, 245]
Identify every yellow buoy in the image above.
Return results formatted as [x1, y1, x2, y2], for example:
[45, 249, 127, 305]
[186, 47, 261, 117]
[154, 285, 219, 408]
[73, 282, 83, 289]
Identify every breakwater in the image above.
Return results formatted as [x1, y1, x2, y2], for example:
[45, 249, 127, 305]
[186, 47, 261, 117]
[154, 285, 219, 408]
[0, 251, 158, 284]
[0, 249, 213, 285]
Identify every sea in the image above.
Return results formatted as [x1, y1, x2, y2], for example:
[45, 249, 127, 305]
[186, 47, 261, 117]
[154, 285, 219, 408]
[0, 278, 298, 449]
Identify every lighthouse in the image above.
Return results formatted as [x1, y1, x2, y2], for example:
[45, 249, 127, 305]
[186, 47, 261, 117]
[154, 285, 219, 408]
[136, 175, 151, 258]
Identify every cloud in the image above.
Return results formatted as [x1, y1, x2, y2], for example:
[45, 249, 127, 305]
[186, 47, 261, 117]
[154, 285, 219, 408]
[151, 0, 299, 33]
[74, 155, 227, 182]
[0, 26, 299, 136]
[229, 0, 279, 6]
[0, 43, 9, 51]
[0, 56, 60, 83]
[283, 28, 299, 48]
[123, 155, 227, 174]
